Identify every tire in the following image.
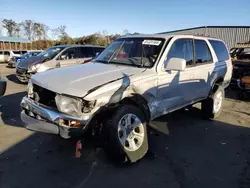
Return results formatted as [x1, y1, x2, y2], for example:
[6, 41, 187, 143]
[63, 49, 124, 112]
[104, 105, 148, 163]
[201, 85, 224, 119]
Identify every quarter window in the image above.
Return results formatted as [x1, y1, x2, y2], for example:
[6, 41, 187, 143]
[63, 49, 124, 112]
[209, 40, 229, 61]
[194, 40, 212, 64]
[167, 39, 194, 66]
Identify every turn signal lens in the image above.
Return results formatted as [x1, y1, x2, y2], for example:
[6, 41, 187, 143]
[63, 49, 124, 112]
[71, 121, 81, 127]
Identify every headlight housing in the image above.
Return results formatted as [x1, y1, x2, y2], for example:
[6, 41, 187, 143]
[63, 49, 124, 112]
[28, 63, 41, 73]
[55, 94, 96, 115]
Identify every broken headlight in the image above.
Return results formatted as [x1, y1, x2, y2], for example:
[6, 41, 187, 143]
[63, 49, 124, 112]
[55, 95, 83, 116]
[82, 100, 96, 113]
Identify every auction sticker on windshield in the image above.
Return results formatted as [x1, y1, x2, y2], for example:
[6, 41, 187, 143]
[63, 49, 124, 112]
[142, 40, 162, 46]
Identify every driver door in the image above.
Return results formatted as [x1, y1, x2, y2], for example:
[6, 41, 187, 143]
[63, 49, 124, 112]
[156, 38, 198, 116]
[57, 47, 78, 67]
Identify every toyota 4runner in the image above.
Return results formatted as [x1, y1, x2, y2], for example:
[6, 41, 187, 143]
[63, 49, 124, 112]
[20, 34, 232, 163]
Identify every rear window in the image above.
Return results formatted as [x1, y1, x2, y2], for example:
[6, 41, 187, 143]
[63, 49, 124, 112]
[209, 40, 229, 61]
[194, 40, 213, 64]
[13, 51, 22, 54]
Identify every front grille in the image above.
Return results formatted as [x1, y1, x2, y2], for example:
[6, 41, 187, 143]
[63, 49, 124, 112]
[16, 67, 27, 74]
[32, 84, 57, 109]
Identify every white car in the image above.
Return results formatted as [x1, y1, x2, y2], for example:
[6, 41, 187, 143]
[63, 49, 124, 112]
[0, 50, 27, 63]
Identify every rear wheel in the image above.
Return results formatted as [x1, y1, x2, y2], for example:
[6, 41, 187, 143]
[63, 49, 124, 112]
[104, 105, 148, 163]
[201, 85, 224, 119]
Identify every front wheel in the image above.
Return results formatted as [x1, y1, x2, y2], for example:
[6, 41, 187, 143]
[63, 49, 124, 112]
[104, 105, 148, 163]
[201, 85, 225, 119]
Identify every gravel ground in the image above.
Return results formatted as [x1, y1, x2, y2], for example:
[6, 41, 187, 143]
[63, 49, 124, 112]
[0, 64, 250, 188]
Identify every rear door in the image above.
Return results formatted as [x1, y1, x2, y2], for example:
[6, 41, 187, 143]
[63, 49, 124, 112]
[56, 47, 78, 67]
[193, 39, 215, 98]
[77, 47, 95, 64]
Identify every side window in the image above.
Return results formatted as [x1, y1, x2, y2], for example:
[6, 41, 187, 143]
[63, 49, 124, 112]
[0, 51, 3, 55]
[209, 40, 229, 61]
[59, 48, 76, 60]
[194, 40, 212, 65]
[78, 47, 95, 58]
[4, 51, 10, 56]
[94, 47, 104, 54]
[167, 39, 194, 66]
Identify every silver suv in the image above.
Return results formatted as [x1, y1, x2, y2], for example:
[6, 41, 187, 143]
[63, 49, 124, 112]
[20, 34, 232, 163]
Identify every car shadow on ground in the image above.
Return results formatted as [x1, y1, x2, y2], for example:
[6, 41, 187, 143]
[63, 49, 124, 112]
[6, 74, 25, 85]
[0, 91, 26, 127]
[1, 105, 250, 188]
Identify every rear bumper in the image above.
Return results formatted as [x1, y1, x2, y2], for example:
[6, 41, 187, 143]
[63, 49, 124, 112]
[20, 96, 92, 138]
[0, 79, 7, 97]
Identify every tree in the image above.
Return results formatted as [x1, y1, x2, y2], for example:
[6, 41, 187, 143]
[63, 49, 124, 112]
[13, 23, 21, 37]
[122, 29, 129, 36]
[2, 19, 17, 36]
[40, 24, 49, 40]
[21, 20, 34, 40]
[32, 22, 43, 40]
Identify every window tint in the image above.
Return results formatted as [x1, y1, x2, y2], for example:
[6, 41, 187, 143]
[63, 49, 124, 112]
[0, 51, 3, 55]
[167, 39, 194, 66]
[4, 51, 10, 56]
[209, 40, 229, 61]
[60, 48, 77, 60]
[13, 51, 21, 55]
[194, 40, 212, 64]
[78, 47, 94, 58]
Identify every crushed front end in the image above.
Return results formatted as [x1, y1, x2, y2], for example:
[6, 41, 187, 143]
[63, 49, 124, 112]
[20, 82, 95, 138]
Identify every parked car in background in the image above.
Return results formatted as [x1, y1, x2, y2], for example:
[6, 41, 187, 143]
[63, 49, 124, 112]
[8, 51, 42, 68]
[230, 46, 250, 85]
[0, 75, 6, 97]
[16, 45, 104, 83]
[0, 50, 27, 63]
[20, 34, 232, 163]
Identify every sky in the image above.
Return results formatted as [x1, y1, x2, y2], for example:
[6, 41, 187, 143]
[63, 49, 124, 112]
[0, 0, 250, 38]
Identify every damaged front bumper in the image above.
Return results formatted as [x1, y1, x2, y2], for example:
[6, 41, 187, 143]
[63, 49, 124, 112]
[20, 96, 93, 138]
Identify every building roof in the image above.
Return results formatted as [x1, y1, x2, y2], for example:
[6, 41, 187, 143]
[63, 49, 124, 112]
[159, 26, 250, 34]
[0, 36, 31, 43]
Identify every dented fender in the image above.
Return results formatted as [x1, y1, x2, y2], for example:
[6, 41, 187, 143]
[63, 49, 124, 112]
[84, 72, 159, 119]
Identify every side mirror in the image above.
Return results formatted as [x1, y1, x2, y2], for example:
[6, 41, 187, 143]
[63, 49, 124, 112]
[165, 58, 186, 71]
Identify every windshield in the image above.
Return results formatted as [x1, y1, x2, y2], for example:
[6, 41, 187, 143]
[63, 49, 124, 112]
[95, 38, 165, 68]
[37, 47, 65, 59]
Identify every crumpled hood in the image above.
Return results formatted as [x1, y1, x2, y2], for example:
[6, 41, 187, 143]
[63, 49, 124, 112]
[17, 56, 47, 69]
[31, 62, 143, 97]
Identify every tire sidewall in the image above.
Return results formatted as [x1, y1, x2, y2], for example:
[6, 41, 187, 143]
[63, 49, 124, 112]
[211, 86, 225, 117]
[105, 105, 148, 163]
